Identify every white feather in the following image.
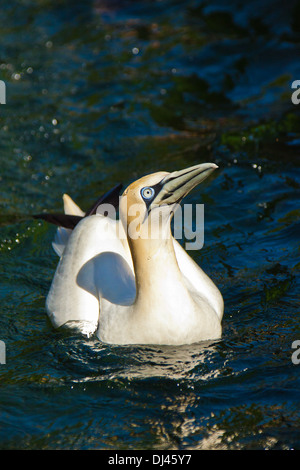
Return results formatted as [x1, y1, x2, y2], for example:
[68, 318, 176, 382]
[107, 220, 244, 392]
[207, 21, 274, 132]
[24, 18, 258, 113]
[46, 215, 134, 336]
[51, 193, 85, 257]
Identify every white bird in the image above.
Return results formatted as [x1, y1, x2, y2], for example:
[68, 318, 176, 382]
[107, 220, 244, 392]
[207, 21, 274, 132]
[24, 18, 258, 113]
[45, 163, 223, 345]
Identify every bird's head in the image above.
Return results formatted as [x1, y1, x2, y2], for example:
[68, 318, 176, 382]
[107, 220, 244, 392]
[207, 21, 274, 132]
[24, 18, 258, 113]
[119, 163, 218, 243]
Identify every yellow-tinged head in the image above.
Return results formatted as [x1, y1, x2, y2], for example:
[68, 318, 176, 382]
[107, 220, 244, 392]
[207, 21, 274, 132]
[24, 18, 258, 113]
[119, 163, 218, 242]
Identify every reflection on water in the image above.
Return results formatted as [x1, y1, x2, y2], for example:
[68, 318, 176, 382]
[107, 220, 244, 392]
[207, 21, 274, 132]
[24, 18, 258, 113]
[51, 337, 235, 450]
[72, 339, 224, 382]
[0, 0, 300, 451]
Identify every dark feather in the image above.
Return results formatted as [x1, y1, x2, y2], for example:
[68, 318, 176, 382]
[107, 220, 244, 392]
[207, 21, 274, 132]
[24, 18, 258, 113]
[33, 213, 82, 229]
[33, 183, 123, 229]
[85, 183, 123, 216]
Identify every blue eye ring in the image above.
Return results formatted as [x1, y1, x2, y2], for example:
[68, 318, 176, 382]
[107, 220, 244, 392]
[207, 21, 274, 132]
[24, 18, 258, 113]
[141, 186, 155, 200]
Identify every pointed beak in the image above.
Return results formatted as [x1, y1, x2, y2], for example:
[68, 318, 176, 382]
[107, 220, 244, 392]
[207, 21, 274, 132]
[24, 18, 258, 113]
[151, 162, 218, 208]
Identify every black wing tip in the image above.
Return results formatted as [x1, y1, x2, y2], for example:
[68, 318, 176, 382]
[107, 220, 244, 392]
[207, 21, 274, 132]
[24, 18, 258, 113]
[33, 213, 82, 229]
[34, 183, 123, 228]
[85, 183, 123, 216]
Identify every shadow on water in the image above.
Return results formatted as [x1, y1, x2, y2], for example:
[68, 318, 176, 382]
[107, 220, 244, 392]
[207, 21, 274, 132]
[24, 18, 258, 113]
[68, 338, 225, 382]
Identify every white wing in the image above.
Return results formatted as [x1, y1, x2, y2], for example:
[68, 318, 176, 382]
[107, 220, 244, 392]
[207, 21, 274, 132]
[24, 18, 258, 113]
[52, 193, 85, 257]
[173, 239, 224, 320]
[63, 193, 85, 216]
[46, 215, 135, 336]
[52, 226, 72, 257]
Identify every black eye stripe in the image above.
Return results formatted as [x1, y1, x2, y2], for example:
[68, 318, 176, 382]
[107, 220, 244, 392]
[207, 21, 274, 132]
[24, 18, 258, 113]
[148, 182, 163, 196]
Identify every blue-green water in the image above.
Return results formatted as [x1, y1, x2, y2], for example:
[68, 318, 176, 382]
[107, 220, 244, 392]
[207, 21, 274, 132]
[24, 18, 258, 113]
[0, 0, 300, 450]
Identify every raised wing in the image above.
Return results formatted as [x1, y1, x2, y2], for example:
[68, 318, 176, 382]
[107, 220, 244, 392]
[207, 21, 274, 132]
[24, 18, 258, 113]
[173, 239, 223, 320]
[34, 184, 123, 256]
[46, 215, 135, 336]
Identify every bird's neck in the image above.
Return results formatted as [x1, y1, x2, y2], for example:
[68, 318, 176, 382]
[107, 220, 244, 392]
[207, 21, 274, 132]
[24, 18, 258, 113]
[128, 224, 186, 307]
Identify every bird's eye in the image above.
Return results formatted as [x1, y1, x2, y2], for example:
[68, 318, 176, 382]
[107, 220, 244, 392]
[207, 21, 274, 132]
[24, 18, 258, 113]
[141, 186, 155, 200]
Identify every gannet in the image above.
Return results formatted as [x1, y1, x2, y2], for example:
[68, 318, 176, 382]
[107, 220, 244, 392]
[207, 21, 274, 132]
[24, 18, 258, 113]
[44, 163, 223, 345]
